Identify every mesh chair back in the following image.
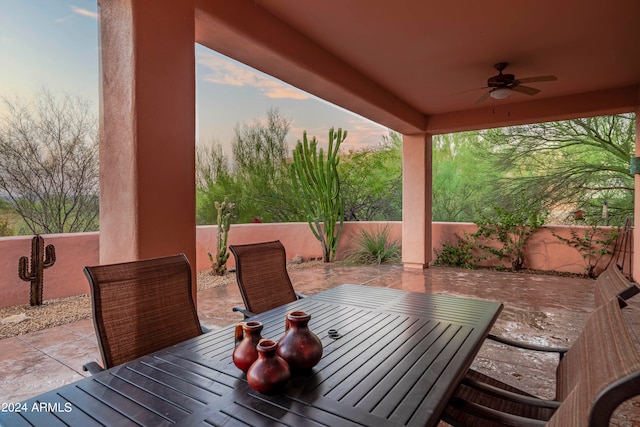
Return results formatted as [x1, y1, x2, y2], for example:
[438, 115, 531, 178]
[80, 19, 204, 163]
[229, 240, 297, 314]
[85, 254, 203, 369]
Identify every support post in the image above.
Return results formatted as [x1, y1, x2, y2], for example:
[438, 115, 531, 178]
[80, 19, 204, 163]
[98, 0, 197, 290]
[402, 133, 432, 269]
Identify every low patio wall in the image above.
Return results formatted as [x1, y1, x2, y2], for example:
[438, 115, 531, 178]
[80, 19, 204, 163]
[0, 222, 626, 309]
[0, 232, 100, 311]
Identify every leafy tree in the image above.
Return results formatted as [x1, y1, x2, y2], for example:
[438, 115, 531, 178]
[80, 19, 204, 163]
[339, 131, 402, 221]
[482, 114, 635, 225]
[0, 198, 16, 236]
[195, 140, 236, 225]
[196, 139, 231, 191]
[0, 90, 99, 234]
[231, 108, 299, 222]
[196, 108, 302, 224]
[432, 131, 499, 222]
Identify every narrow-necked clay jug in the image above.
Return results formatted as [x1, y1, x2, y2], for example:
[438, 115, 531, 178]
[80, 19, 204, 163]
[276, 311, 323, 370]
[246, 339, 291, 394]
[232, 320, 263, 372]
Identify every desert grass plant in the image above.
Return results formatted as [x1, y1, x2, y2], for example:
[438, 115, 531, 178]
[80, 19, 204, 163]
[346, 225, 401, 265]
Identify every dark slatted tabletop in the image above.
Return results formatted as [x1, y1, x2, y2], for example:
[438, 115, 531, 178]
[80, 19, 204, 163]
[0, 284, 502, 427]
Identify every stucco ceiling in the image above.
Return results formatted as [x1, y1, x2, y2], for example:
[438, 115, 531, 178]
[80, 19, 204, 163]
[196, 0, 640, 134]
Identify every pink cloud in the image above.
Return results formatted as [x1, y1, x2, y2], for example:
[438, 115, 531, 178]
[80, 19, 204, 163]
[198, 50, 308, 100]
[69, 5, 98, 19]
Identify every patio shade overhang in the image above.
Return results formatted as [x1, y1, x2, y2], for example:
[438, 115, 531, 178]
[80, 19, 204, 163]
[97, 0, 640, 278]
[194, 0, 640, 135]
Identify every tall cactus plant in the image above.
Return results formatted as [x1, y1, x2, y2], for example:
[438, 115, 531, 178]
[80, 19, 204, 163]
[18, 235, 56, 306]
[291, 127, 347, 262]
[208, 197, 235, 276]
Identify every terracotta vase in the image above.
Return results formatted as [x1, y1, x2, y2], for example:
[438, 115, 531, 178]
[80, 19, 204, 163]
[246, 339, 291, 394]
[232, 320, 263, 372]
[276, 311, 323, 370]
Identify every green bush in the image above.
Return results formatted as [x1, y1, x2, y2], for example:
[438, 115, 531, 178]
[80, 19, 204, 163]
[553, 224, 619, 278]
[346, 226, 401, 265]
[0, 216, 13, 236]
[475, 202, 546, 271]
[433, 231, 484, 269]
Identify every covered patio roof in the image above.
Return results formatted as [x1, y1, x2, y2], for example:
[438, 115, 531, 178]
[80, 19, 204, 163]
[96, 0, 639, 280]
[195, 0, 640, 134]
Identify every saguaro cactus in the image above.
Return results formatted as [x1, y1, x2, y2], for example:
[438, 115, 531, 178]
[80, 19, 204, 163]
[18, 235, 56, 306]
[291, 127, 347, 262]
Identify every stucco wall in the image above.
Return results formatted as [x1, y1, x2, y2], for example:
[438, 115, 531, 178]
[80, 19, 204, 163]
[431, 222, 626, 275]
[0, 233, 100, 310]
[0, 222, 626, 309]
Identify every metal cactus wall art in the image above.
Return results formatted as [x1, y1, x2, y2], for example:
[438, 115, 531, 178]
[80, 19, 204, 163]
[18, 235, 56, 306]
[291, 127, 347, 262]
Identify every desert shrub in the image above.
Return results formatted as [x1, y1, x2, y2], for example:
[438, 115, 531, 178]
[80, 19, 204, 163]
[433, 231, 485, 269]
[475, 202, 546, 271]
[346, 225, 401, 265]
[553, 224, 619, 278]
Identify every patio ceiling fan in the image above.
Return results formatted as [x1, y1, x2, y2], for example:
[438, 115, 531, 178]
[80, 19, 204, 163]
[475, 62, 557, 104]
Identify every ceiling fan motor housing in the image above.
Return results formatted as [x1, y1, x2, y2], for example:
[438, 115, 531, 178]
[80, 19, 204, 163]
[488, 73, 515, 87]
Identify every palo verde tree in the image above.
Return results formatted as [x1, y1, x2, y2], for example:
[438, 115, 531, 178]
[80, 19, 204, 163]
[339, 130, 403, 221]
[432, 131, 500, 222]
[0, 89, 99, 234]
[291, 127, 347, 262]
[196, 108, 301, 224]
[482, 114, 635, 225]
[195, 140, 237, 224]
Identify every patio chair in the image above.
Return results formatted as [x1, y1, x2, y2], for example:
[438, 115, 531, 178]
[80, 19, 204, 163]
[594, 263, 639, 308]
[82, 254, 206, 374]
[441, 296, 640, 426]
[229, 240, 305, 318]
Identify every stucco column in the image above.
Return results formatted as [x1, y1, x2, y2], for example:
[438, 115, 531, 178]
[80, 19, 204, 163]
[98, 1, 196, 274]
[634, 103, 640, 281]
[402, 133, 432, 269]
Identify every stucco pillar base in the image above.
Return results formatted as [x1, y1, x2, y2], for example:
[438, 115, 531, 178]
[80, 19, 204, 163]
[403, 262, 428, 269]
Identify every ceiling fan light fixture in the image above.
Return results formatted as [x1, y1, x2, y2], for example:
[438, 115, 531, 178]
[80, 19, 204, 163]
[490, 88, 512, 100]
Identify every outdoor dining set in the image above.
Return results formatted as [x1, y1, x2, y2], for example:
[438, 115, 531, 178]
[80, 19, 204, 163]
[1, 240, 639, 426]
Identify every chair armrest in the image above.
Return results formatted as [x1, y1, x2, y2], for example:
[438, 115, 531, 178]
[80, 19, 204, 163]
[232, 306, 256, 318]
[448, 397, 548, 427]
[462, 375, 561, 409]
[82, 361, 104, 375]
[295, 292, 307, 299]
[487, 333, 569, 358]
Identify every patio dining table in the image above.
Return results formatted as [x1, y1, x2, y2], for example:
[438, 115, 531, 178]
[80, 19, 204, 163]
[0, 284, 502, 427]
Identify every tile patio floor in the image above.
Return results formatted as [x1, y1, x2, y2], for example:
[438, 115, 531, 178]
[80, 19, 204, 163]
[1, 264, 639, 425]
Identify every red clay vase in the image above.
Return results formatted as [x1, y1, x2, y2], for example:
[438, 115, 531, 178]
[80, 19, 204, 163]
[276, 311, 323, 370]
[246, 339, 291, 394]
[232, 320, 263, 372]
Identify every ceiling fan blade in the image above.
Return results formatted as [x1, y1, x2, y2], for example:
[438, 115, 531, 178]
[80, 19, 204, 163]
[517, 75, 558, 83]
[476, 91, 492, 104]
[512, 85, 541, 96]
[454, 86, 488, 95]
